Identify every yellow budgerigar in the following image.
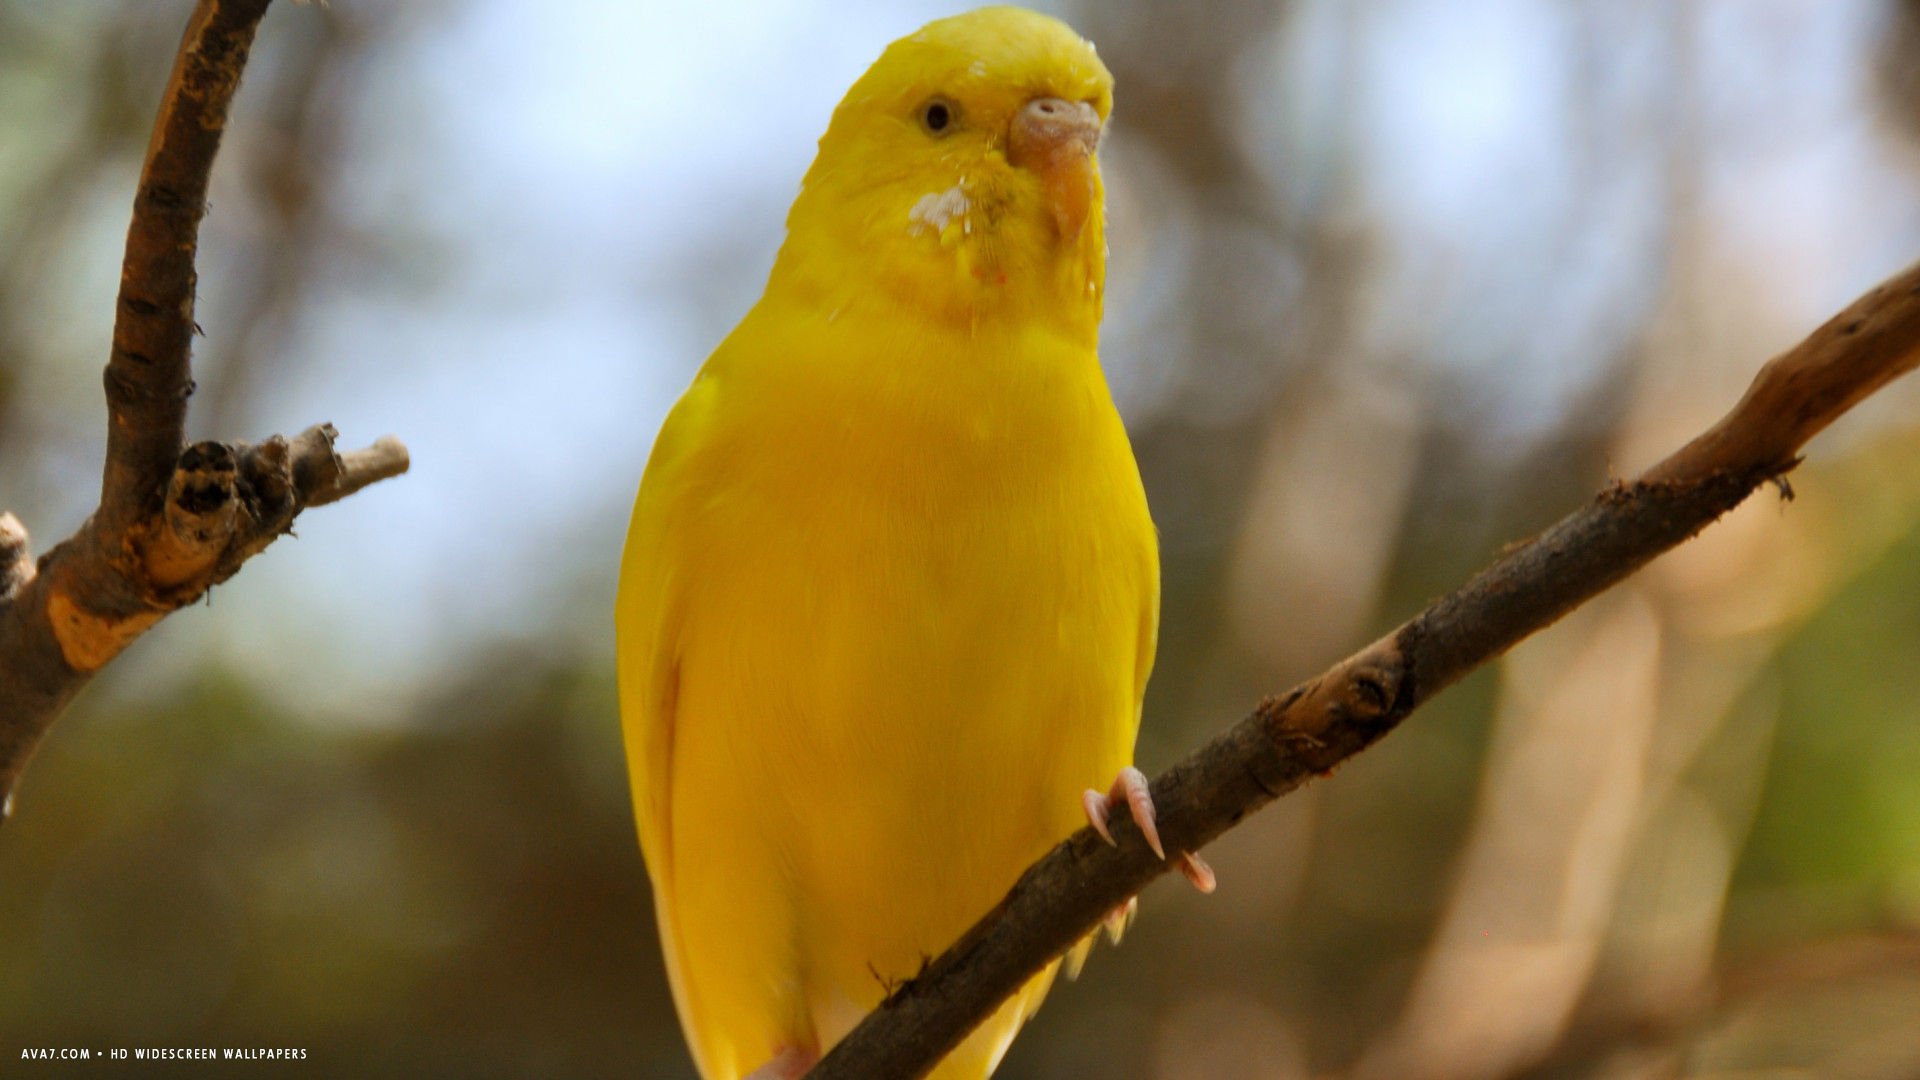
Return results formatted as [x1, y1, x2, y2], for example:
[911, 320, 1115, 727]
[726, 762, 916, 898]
[618, 8, 1208, 1078]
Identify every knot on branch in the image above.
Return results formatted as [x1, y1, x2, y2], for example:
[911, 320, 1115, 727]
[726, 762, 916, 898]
[37, 423, 406, 678]
[0, 512, 31, 601]
[135, 422, 375, 601]
[147, 440, 240, 589]
[1263, 643, 1409, 774]
[1309, 649, 1404, 730]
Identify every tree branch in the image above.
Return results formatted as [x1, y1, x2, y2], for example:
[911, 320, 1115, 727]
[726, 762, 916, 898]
[807, 262, 1920, 1079]
[0, 0, 409, 817]
[102, 0, 269, 540]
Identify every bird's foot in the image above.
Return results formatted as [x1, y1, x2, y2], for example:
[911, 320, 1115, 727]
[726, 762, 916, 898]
[744, 1046, 818, 1080]
[1082, 766, 1216, 893]
[1102, 895, 1138, 943]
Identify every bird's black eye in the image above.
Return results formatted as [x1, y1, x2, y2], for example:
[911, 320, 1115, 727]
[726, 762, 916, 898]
[920, 98, 955, 135]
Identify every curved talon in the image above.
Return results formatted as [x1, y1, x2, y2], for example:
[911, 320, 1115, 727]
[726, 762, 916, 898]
[1114, 766, 1164, 859]
[1082, 767, 1163, 858]
[1178, 850, 1217, 894]
[1082, 787, 1117, 846]
[1083, 767, 1218, 894]
[745, 1046, 818, 1080]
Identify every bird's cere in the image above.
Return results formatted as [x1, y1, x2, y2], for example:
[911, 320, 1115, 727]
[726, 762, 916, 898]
[1007, 97, 1102, 240]
[908, 184, 972, 237]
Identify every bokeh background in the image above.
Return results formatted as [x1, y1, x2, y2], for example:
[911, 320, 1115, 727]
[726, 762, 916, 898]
[4, 0, 1920, 1076]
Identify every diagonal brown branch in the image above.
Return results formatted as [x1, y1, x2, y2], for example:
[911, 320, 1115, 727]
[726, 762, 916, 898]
[0, 0, 409, 817]
[807, 260, 1920, 1079]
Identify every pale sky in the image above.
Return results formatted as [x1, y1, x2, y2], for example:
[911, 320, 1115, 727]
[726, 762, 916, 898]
[60, 0, 1920, 724]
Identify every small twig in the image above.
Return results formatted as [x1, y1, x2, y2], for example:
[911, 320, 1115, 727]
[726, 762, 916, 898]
[0, 0, 409, 815]
[806, 259, 1920, 1079]
[310, 434, 413, 508]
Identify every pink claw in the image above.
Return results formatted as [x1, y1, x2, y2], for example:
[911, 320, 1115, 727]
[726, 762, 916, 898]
[1082, 766, 1216, 894]
[744, 1046, 818, 1080]
[1178, 851, 1217, 894]
[1082, 766, 1164, 857]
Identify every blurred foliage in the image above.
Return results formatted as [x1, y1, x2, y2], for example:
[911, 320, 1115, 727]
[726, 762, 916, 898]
[5, 1, 1920, 1077]
[1, 653, 681, 1078]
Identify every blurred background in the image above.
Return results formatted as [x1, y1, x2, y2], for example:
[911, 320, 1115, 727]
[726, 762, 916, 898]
[4, 0, 1920, 1076]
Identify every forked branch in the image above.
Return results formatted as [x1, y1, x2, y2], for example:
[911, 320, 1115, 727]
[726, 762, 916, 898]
[0, 0, 408, 814]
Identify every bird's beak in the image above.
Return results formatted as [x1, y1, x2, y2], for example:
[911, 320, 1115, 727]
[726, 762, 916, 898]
[1007, 97, 1102, 240]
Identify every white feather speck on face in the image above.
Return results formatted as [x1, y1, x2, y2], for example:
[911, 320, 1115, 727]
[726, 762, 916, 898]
[907, 184, 971, 237]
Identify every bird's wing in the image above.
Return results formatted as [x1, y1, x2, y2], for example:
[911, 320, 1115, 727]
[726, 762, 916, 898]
[1134, 527, 1162, 707]
[616, 374, 719, 1069]
[618, 375, 716, 875]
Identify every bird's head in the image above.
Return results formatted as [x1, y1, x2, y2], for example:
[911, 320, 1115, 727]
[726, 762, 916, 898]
[773, 6, 1114, 337]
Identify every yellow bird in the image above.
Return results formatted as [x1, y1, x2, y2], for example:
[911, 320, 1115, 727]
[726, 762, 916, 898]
[618, 8, 1207, 1078]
